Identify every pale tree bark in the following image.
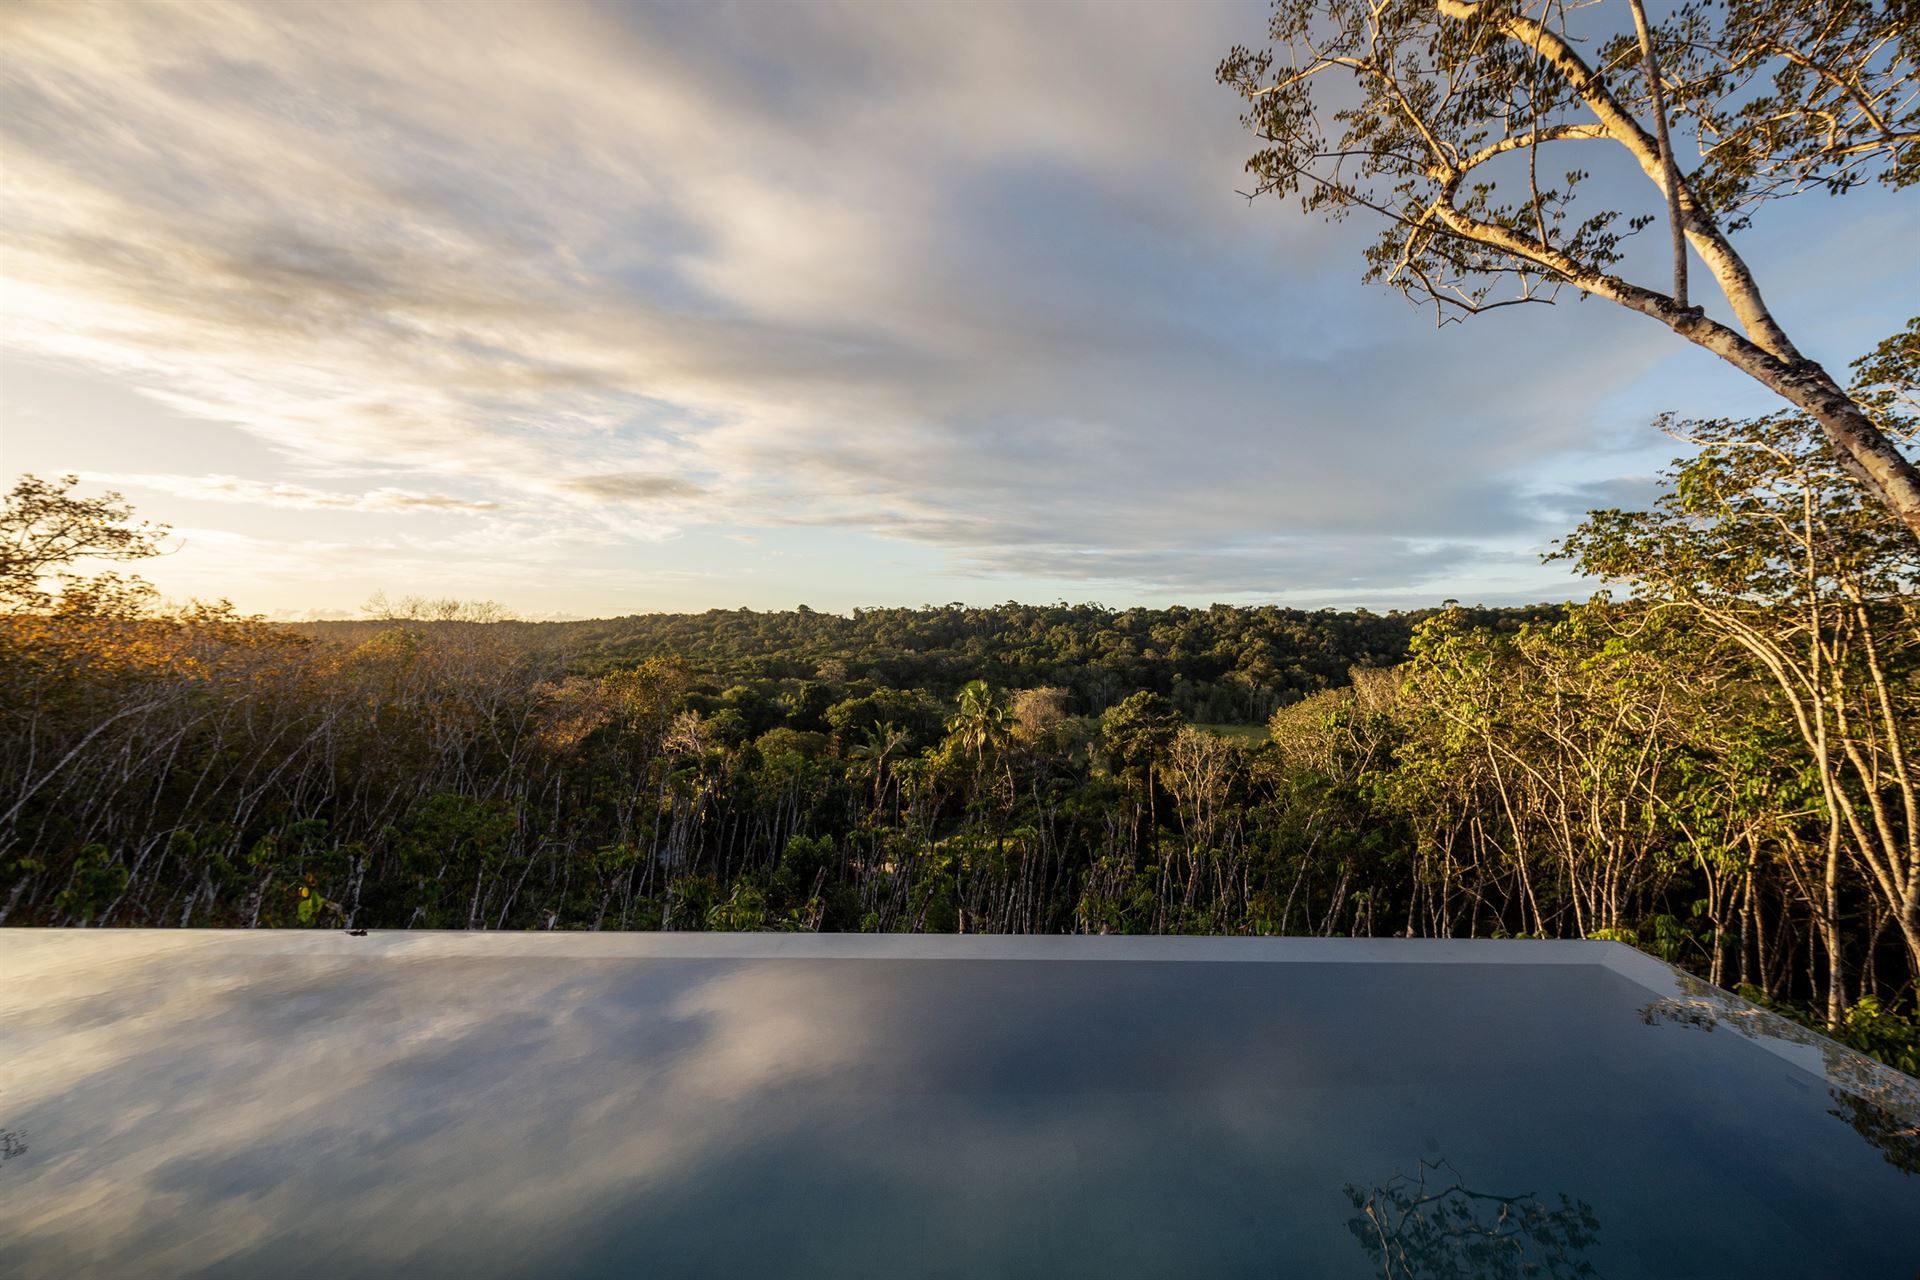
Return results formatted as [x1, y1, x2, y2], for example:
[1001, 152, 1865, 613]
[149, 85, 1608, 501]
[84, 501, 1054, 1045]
[1628, 0, 1688, 309]
[1672, 585, 1920, 1000]
[1425, 0, 1920, 540]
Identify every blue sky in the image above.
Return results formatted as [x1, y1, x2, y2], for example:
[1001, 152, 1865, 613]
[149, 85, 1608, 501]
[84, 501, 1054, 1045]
[2, 0, 1915, 619]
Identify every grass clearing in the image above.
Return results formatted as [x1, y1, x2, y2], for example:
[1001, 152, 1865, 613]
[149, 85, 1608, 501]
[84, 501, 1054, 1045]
[1194, 722, 1269, 743]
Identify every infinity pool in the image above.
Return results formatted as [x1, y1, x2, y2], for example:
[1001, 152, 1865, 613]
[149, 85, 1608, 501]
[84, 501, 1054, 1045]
[1, 933, 1913, 1277]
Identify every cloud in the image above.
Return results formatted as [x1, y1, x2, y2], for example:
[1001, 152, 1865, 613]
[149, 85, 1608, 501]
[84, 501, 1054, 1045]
[1, 0, 1908, 612]
[0, 938, 884, 1275]
[557, 473, 706, 503]
[80, 472, 498, 513]
[1548, 475, 1670, 515]
[946, 535, 1493, 597]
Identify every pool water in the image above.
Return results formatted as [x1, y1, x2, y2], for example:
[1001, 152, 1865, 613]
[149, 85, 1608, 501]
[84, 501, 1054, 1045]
[1, 933, 1914, 1277]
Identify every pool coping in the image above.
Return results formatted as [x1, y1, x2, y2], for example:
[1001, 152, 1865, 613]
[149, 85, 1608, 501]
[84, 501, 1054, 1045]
[0, 929, 1682, 966]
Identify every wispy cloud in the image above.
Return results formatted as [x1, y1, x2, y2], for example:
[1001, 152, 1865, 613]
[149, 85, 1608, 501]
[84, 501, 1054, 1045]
[557, 473, 707, 504]
[1, 0, 1911, 612]
[81, 472, 498, 513]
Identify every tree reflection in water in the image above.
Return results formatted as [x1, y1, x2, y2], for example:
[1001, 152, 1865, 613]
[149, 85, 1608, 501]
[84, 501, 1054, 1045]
[1344, 1158, 1601, 1280]
[1640, 975, 1920, 1177]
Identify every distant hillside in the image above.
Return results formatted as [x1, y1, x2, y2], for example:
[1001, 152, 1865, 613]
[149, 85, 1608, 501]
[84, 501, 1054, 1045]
[297, 601, 1566, 724]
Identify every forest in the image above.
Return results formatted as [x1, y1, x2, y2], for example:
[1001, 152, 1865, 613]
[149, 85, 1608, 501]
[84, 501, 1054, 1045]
[3, 390, 1918, 1070]
[299, 598, 1558, 729]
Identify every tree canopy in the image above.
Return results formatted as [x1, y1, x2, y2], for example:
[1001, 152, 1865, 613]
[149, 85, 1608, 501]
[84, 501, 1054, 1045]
[1219, 0, 1920, 537]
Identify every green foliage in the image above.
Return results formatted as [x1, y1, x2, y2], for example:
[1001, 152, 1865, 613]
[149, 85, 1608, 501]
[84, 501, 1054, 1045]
[754, 727, 829, 764]
[52, 845, 126, 924]
[2, 430, 1915, 1051]
[827, 688, 945, 751]
[1074, 852, 1161, 936]
[774, 835, 833, 905]
[1839, 998, 1920, 1077]
[706, 881, 770, 932]
[667, 875, 720, 931]
[1099, 690, 1181, 778]
[306, 599, 1552, 727]
[386, 795, 515, 929]
[1737, 985, 1920, 1076]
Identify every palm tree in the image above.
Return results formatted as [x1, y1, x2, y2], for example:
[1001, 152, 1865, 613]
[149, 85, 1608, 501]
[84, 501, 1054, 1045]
[945, 680, 1011, 766]
[848, 720, 909, 809]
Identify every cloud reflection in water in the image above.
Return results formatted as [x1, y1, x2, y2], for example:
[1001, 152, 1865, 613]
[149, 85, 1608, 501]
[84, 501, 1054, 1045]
[0, 935, 1914, 1279]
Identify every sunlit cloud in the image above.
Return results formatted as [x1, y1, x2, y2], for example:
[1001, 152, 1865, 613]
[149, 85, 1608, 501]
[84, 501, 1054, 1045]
[1, 0, 1911, 613]
[558, 473, 708, 504]
[79, 472, 499, 513]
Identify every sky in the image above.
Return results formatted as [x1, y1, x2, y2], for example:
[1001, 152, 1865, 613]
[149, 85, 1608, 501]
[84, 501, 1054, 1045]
[1, 0, 1915, 621]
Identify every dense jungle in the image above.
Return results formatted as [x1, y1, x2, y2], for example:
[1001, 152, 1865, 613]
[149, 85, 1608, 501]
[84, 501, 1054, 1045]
[5, 394, 1918, 1069]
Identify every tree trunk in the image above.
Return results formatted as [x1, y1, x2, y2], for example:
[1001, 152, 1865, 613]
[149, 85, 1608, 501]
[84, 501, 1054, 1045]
[1823, 834, 1846, 1029]
[1654, 307, 1920, 540]
[1897, 910, 1920, 1002]
[1775, 372, 1920, 541]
